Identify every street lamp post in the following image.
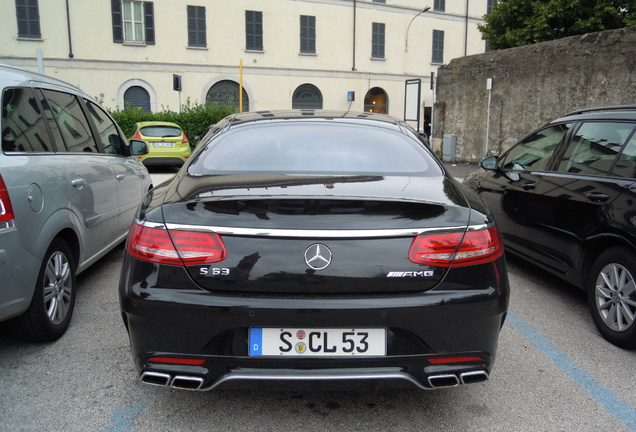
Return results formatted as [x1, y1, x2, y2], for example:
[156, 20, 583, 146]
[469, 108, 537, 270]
[405, 6, 431, 52]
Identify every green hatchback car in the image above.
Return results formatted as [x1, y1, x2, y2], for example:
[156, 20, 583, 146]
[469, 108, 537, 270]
[131, 121, 191, 167]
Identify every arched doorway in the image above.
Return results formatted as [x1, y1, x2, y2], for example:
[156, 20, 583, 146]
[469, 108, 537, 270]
[123, 86, 151, 111]
[292, 84, 323, 109]
[363, 87, 388, 114]
[206, 80, 249, 111]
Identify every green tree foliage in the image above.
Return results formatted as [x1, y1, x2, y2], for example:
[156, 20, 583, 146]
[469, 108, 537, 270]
[109, 99, 236, 148]
[479, 0, 636, 49]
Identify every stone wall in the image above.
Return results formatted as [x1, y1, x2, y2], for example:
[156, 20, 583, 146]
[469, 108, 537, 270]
[433, 26, 636, 162]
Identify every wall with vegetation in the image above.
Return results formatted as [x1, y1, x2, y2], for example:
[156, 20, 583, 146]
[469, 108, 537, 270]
[433, 26, 636, 162]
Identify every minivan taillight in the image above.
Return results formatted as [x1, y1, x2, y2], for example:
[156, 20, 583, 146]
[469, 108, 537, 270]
[408, 226, 503, 267]
[127, 222, 226, 265]
[0, 175, 15, 226]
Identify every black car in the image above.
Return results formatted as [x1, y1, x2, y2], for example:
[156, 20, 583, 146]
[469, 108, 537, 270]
[464, 105, 636, 349]
[119, 110, 509, 391]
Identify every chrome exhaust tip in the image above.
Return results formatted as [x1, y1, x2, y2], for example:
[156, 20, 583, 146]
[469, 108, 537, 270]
[140, 371, 171, 387]
[171, 375, 204, 390]
[427, 374, 460, 388]
[460, 370, 489, 385]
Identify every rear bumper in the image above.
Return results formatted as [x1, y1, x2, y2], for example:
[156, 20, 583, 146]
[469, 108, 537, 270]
[120, 259, 509, 390]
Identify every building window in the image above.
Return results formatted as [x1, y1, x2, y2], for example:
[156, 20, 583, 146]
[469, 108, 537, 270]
[292, 84, 323, 109]
[300, 15, 316, 54]
[433, 0, 445, 12]
[15, 0, 41, 39]
[487, 0, 497, 14]
[111, 1, 155, 45]
[187, 5, 206, 47]
[372, 22, 385, 59]
[124, 86, 151, 111]
[432, 30, 444, 63]
[364, 87, 388, 114]
[245, 10, 263, 51]
[123, 1, 144, 42]
[207, 80, 250, 112]
[372, 0, 386, 3]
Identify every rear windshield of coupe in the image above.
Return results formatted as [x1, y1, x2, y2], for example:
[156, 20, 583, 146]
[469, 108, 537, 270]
[140, 126, 182, 138]
[189, 122, 437, 175]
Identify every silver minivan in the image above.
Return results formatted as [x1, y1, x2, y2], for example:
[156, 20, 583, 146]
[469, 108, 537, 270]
[0, 64, 151, 341]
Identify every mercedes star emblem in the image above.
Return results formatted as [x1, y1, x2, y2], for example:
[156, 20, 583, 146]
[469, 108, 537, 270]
[304, 243, 333, 270]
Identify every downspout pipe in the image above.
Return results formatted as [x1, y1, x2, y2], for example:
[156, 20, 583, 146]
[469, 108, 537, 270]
[66, 0, 74, 58]
[464, 0, 469, 56]
[352, 0, 356, 71]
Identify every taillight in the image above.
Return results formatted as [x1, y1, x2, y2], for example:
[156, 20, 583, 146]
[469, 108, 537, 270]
[182, 134, 189, 144]
[133, 131, 142, 140]
[0, 175, 15, 225]
[126, 222, 226, 265]
[408, 225, 503, 267]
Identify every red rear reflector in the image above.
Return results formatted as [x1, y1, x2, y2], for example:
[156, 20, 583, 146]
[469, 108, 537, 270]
[127, 222, 226, 265]
[409, 226, 503, 267]
[428, 356, 483, 364]
[147, 357, 205, 365]
[0, 175, 15, 224]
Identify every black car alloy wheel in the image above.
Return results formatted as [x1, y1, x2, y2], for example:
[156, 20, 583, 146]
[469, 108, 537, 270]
[588, 247, 636, 349]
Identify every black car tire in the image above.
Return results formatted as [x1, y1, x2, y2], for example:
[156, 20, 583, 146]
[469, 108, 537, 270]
[9, 239, 77, 342]
[587, 247, 636, 349]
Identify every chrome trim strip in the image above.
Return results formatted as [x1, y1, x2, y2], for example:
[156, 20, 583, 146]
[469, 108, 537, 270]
[144, 221, 489, 239]
[198, 367, 430, 391]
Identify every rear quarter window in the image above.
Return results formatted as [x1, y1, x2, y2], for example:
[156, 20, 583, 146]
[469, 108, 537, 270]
[189, 122, 438, 176]
[2, 87, 52, 153]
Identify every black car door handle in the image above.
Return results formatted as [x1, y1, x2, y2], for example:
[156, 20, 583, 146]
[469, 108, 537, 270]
[521, 183, 536, 190]
[585, 192, 610, 202]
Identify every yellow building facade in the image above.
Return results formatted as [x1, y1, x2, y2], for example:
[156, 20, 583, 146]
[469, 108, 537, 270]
[1, 0, 491, 130]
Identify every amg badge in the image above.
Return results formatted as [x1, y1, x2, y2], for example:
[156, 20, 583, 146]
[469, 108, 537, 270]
[386, 271, 434, 278]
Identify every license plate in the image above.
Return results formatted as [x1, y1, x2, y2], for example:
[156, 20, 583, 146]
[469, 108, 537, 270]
[249, 328, 386, 357]
[152, 142, 173, 148]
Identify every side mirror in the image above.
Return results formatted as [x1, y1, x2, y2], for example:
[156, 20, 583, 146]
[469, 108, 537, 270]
[130, 139, 149, 156]
[480, 155, 500, 171]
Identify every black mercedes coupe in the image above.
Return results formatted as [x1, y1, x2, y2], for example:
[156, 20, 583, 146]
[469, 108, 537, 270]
[119, 110, 509, 391]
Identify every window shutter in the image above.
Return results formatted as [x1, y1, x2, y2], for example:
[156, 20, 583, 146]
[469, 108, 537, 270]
[144, 2, 155, 45]
[16, 0, 29, 37]
[187, 5, 196, 46]
[27, 0, 41, 38]
[111, 0, 123, 43]
[197, 6, 206, 47]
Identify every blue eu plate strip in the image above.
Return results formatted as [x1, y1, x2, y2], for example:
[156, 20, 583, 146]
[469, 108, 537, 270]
[249, 328, 263, 356]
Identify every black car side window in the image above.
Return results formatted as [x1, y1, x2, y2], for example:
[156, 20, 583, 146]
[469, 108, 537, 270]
[555, 122, 634, 177]
[2, 87, 52, 153]
[613, 129, 636, 178]
[501, 123, 571, 171]
[41, 89, 99, 153]
[85, 100, 124, 155]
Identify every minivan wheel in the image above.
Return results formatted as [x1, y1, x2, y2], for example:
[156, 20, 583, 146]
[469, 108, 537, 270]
[587, 247, 636, 349]
[9, 239, 77, 342]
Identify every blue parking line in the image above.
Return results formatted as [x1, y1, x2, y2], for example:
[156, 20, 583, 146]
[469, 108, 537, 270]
[103, 402, 147, 432]
[507, 310, 636, 431]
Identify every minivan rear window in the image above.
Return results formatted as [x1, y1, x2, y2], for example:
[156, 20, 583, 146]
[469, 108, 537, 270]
[189, 122, 437, 176]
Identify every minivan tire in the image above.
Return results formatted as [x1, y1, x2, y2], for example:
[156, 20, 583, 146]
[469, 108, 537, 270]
[587, 247, 636, 349]
[9, 239, 77, 342]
